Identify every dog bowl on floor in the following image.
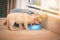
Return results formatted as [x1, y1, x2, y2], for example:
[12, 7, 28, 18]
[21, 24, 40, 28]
[28, 24, 42, 30]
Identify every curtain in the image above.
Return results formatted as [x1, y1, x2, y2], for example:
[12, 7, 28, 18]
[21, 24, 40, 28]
[7, 0, 16, 14]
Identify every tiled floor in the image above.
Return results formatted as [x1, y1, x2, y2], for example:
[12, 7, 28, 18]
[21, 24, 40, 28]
[0, 25, 60, 40]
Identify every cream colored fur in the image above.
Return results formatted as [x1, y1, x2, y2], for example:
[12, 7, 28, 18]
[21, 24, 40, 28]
[6, 13, 35, 30]
[4, 13, 45, 31]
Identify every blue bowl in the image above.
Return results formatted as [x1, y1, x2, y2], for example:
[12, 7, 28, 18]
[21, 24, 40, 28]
[28, 24, 42, 30]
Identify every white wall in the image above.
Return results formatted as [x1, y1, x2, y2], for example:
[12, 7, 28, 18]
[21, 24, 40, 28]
[16, 0, 28, 9]
[16, 0, 21, 8]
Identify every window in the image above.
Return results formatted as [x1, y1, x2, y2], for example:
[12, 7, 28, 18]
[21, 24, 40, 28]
[27, 0, 59, 14]
[28, 0, 41, 6]
[27, 0, 42, 13]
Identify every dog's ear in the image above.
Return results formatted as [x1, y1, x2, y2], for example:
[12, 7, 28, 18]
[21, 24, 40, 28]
[41, 14, 46, 19]
[35, 13, 46, 23]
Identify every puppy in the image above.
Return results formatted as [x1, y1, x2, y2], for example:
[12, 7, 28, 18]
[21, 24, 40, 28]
[3, 13, 45, 31]
[4, 13, 36, 30]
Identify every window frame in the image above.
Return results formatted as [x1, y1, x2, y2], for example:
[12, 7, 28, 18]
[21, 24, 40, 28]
[27, 0, 42, 13]
[27, 0, 59, 14]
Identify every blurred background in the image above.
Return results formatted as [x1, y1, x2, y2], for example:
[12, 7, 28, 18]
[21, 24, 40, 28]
[0, 0, 60, 40]
[0, 0, 59, 18]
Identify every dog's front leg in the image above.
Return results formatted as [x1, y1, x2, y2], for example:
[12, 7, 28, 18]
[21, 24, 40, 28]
[24, 22, 29, 30]
[8, 20, 15, 31]
[19, 24, 23, 29]
[8, 23, 14, 31]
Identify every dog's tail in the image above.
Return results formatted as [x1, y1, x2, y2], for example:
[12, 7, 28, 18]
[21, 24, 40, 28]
[3, 18, 7, 25]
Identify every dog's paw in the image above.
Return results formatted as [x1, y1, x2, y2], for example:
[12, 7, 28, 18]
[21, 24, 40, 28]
[10, 28, 14, 31]
[26, 28, 30, 30]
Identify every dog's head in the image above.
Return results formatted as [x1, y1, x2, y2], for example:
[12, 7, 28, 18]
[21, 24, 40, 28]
[32, 13, 46, 24]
